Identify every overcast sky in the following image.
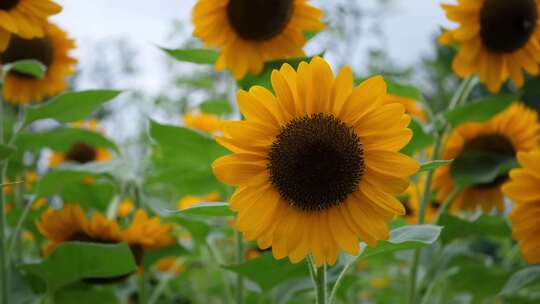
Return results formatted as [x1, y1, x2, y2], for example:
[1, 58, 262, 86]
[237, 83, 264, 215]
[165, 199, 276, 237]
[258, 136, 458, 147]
[50, 0, 450, 91]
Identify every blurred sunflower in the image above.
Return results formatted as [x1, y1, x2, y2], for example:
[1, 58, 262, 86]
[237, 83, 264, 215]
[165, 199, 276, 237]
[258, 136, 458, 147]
[36, 204, 123, 256]
[117, 198, 135, 218]
[192, 0, 325, 79]
[155, 256, 185, 273]
[212, 57, 419, 266]
[177, 192, 220, 210]
[121, 209, 176, 251]
[434, 103, 540, 213]
[183, 112, 222, 134]
[0, 22, 76, 104]
[439, 0, 540, 92]
[383, 95, 427, 122]
[49, 141, 112, 167]
[502, 150, 540, 264]
[0, 0, 61, 51]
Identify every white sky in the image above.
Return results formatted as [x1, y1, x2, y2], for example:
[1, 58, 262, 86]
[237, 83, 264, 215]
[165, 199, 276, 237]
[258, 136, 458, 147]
[50, 0, 451, 91]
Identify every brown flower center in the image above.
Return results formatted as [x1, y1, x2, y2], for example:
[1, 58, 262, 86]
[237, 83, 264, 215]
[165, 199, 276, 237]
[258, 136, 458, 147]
[0, 35, 53, 79]
[480, 0, 538, 53]
[226, 0, 294, 41]
[0, 0, 19, 10]
[268, 114, 364, 212]
[66, 142, 97, 164]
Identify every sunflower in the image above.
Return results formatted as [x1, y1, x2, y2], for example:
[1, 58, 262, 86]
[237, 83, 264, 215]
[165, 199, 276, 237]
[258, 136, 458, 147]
[177, 192, 221, 210]
[502, 150, 540, 264]
[117, 198, 135, 218]
[0, 0, 61, 51]
[439, 0, 540, 93]
[192, 0, 325, 79]
[433, 103, 540, 213]
[121, 209, 176, 250]
[0, 22, 77, 104]
[383, 94, 427, 123]
[49, 141, 112, 167]
[36, 204, 122, 256]
[212, 56, 419, 266]
[183, 112, 222, 134]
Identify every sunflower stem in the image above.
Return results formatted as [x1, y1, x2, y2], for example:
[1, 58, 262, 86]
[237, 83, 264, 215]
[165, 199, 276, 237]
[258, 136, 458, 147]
[234, 231, 244, 304]
[315, 264, 327, 304]
[328, 261, 353, 304]
[434, 186, 462, 223]
[408, 76, 476, 304]
[0, 84, 9, 304]
[7, 194, 33, 256]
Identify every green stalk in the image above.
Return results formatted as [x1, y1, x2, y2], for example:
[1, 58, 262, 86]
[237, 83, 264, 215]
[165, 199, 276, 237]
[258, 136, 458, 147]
[234, 231, 245, 304]
[0, 86, 8, 304]
[408, 76, 476, 304]
[316, 264, 327, 304]
[328, 262, 353, 304]
[434, 187, 462, 223]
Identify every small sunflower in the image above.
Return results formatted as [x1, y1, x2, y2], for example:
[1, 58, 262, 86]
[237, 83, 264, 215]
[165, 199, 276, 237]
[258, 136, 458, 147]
[49, 141, 112, 167]
[0, 0, 61, 51]
[183, 112, 222, 134]
[117, 198, 135, 219]
[502, 150, 540, 264]
[36, 204, 122, 256]
[192, 0, 325, 79]
[0, 22, 77, 104]
[434, 103, 540, 213]
[212, 57, 419, 266]
[439, 0, 540, 92]
[177, 192, 221, 210]
[122, 209, 176, 250]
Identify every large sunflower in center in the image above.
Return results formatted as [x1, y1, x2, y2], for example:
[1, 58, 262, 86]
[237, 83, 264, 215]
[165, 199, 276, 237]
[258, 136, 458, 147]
[439, 0, 540, 92]
[433, 103, 540, 213]
[212, 57, 419, 266]
[192, 0, 324, 79]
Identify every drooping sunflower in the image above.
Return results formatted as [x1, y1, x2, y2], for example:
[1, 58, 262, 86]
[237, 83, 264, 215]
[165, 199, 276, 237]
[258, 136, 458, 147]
[502, 150, 540, 264]
[36, 204, 123, 256]
[0, 22, 77, 104]
[433, 103, 540, 213]
[49, 141, 112, 167]
[192, 0, 325, 79]
[121, 209, 176, 250]
[212, 57, 419, 266]
[0, 0, 61, 51]
[183, 112, 222, 134]
[439, 0, 540, 93]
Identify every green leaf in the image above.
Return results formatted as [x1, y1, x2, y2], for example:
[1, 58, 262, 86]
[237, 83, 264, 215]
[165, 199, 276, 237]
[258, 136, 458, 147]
[54, 283, 117, 304]
[359, 225, 442, 260]
[162, 48, 219, 64]
[500, 266, 540, 296]
[20, 242, 136, 290]
[200, 98, 232, 115]
[387, 80, 423, 100]
[24, 90, 122, 127]
[141, 244, 189, 269]
[438, 213, 511, 244]
[5, 59, 46, 79]
[401, 119, 434, 156]
[445, 94, 518, 126]
[238, 55, 314, 90]
[178, 202, 235, 217]
[450, 151, 517, 187]
[0, 144, 16, 161]
[419, 160, 453, 172]
[223, 252, 309, 292]
[15, 128, 119, 153]
[172, 217, 210, 246]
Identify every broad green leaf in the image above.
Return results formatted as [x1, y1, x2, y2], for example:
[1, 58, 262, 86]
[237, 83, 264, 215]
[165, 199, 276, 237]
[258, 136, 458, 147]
[500, 266, 540, 296]
[401, 119, 434, 156]
[24, 90, 122, 127]
[20, 242, 136, 290]
[438, 213, 511, 244]
[141, 244, 189, 269]
[445, 94, 518, 126]
[4, 59, 46, 79]
[54, 283, 117, 304]
[224, 252, 309, 292]
[200, 98, 232, 115]
[0, 144, 16, 161]
[450, 151, 517, 187]
[419, 160, 453, 172]
[162, 48, 219, 64]
[359, 225, 442, 260]
[387, 80, 423, 100]
[178, 202, 235, 217]
[15, 128, 118, 152]
[238, 55, 314, 90]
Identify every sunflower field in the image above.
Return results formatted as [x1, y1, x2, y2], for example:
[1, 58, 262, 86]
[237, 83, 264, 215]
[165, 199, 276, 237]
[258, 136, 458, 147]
[1, 0, 540, 303]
